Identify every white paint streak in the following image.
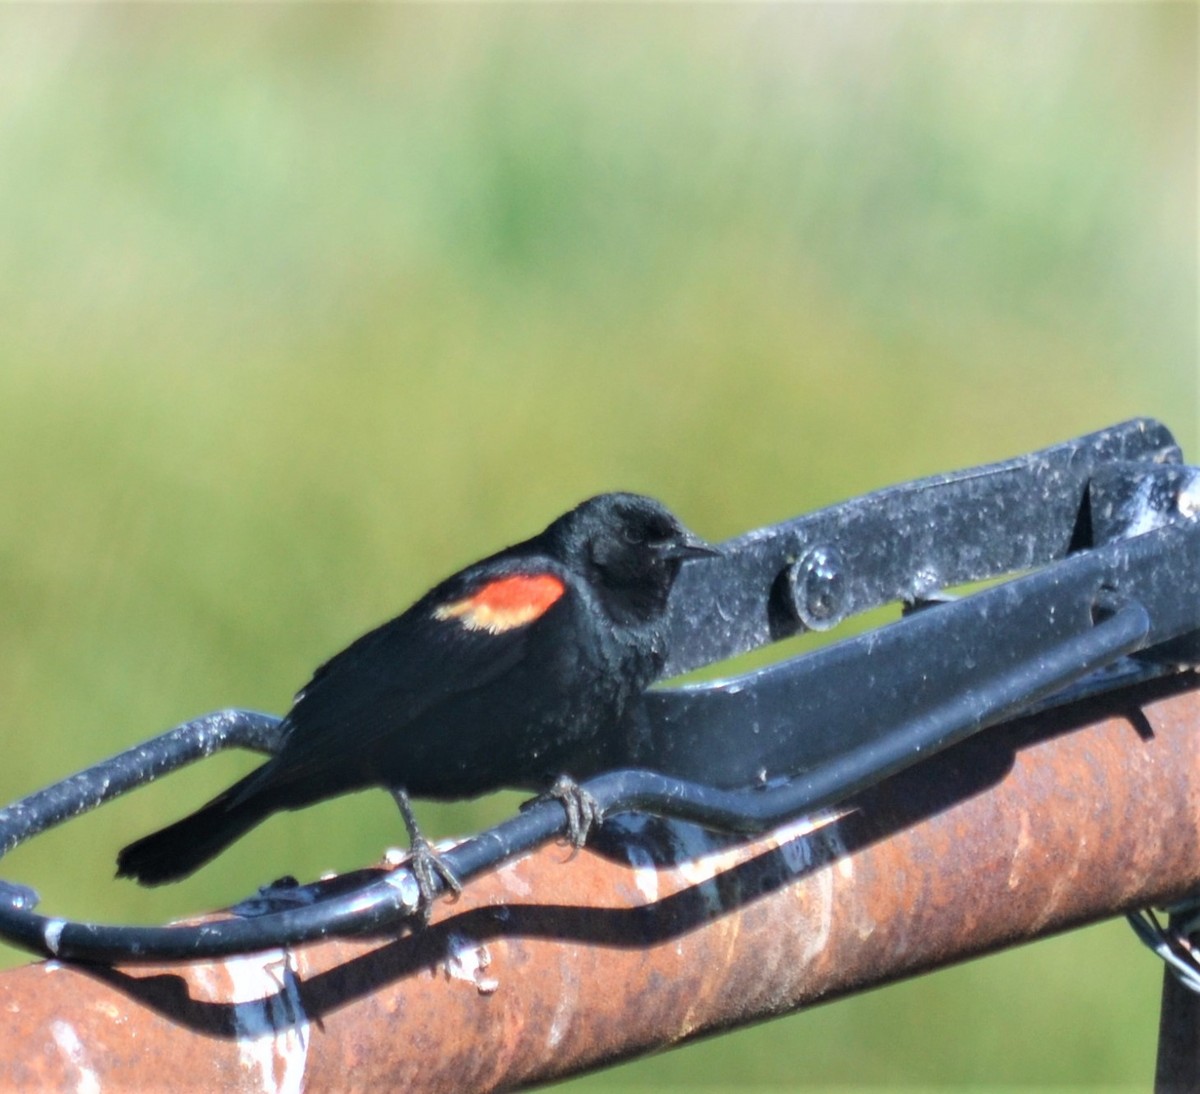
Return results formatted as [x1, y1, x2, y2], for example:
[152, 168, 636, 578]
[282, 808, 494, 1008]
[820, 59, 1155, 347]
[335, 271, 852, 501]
[669, 810, 849, 920]
[498, 859, 532, 897]
[384, 866, 422, 911]
[799, 819, 849, 963]
[546, 963, 580, 1051]
[672, 825, 739, 917]
[601, 814, 662, 902]
[222, 950, 310, 1094]
[1008, 808, 1033, 890]
[824, 821, 853, 882]
[444, 932, 500, 995]
[382, 846, 407, 867]
[674, 825, 741, 885]
[770, 810, 843, 868]
[51, 1020, 100, 1094]
[42, 918, 66, 956]
[1179, 478, 1200, 519]
[623, 839, 658, 904]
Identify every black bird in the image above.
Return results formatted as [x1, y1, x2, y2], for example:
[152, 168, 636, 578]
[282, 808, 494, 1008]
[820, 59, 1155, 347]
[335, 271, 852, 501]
[116, 493, 716, 902]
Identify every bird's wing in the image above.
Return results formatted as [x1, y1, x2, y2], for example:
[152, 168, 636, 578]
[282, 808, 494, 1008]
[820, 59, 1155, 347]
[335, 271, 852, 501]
[231, 561, 572, 803]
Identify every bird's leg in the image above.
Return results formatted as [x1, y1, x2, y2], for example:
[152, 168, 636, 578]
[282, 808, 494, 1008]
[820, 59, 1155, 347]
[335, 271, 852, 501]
[390, 788, 462, 917]
[529, 774, 603, 852]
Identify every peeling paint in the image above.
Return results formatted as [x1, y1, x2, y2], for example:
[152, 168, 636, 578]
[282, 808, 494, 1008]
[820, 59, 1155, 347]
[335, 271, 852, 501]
[42, 918, 66, 956]
[673, 829, 740, 886]
[1008, 808, 1033, 890]
[93, 999, 124, 1023]
[673, 826, 739, 917]
[545, 961, 580, 1052]
[444, 932, 500, 995]
[799, 848, 837, 966]
[50, 1020, 99, 1094]
[384, 865, 422, 910]
[1, 685, 1195, 1092]
[772, 810, 843, 875]
[623, 839, 659, 905]
[223, 950, 310, 1094]
[497, 860, 532, 897]
[1179, 477, 1200, 519]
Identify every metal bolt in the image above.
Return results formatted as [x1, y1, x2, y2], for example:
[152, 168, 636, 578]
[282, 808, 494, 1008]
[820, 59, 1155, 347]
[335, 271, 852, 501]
[786, 546, 847, 631]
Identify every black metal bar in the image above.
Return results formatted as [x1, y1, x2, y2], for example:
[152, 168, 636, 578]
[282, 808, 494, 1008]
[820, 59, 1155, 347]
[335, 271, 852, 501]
[0, 598, 1160, 964]
[626, 515, 1199, 785]
[0, 710, 284, 857]
[0, 418, 1194, 964]
[661, 417, 1178, 674]
[1155, 909, 1200, 1093]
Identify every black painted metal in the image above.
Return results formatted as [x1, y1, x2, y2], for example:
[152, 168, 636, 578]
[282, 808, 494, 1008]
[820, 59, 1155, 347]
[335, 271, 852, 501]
[0, 418, 1196, 963]
[658, 416, 1179, 674]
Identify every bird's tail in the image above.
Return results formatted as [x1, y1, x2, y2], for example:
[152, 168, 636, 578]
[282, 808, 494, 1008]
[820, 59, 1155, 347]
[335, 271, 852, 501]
[116, 769, 278, 886]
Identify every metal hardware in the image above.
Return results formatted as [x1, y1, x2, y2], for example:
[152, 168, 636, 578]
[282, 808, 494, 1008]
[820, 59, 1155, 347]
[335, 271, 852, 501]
[0, 417, 1195, 963]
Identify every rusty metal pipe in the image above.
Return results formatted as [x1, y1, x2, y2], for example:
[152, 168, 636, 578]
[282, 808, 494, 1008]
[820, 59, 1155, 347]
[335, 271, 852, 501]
[2, 672, 1198, 1091]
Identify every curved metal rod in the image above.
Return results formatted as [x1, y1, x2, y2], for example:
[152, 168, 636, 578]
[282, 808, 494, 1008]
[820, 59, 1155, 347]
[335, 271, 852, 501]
[0, 603, 1151, 964]
[0, 710, 285, 859]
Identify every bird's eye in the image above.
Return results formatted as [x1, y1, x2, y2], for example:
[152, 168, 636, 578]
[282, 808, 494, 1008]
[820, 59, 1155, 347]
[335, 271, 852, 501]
[623, 521, 676, 550]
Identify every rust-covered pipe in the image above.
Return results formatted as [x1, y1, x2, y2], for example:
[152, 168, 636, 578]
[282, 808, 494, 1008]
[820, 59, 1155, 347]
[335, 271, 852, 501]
[3, 672, 1199, 1092]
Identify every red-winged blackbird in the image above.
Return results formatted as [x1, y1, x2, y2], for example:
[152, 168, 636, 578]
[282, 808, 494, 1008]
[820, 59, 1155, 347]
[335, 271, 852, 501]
[116, 493, 716, 897]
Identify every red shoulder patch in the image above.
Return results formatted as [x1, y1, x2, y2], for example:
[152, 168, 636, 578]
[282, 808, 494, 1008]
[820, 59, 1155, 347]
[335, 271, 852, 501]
[433, 573, 566, 634]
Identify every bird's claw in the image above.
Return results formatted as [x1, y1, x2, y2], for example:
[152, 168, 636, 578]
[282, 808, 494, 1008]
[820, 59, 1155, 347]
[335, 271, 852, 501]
[406, 834, 463, 920]
[534, 774, 602, 853]
[390, 787, 462, 920]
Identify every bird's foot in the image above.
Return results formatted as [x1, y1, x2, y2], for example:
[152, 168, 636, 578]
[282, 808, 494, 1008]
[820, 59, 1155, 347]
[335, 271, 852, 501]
[406, 834, 463, 920]
[528, 774, 602, 854]
[390, 788, 462, 921]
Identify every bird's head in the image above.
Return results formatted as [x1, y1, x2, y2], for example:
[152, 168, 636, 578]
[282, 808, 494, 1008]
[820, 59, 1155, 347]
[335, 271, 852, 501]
[548, 492, 718, 625]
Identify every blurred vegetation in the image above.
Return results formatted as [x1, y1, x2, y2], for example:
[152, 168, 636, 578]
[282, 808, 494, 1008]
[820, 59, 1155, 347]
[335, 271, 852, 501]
[0, 5, 1194, 1089]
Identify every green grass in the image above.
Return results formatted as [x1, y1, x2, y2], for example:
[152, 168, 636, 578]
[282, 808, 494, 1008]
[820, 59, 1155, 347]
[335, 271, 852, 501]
[0, 5, 1193, 1088]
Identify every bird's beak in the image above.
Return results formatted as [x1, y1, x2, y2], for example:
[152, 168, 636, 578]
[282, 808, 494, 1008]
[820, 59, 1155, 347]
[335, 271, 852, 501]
[662, 532, 722, 562]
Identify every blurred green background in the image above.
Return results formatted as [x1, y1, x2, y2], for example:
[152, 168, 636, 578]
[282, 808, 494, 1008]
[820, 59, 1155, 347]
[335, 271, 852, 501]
[0, 4, 1195, 1089]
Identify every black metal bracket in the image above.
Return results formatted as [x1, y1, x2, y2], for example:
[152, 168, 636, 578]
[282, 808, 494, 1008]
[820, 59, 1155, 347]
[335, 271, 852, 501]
[1, 417, 1197, 963]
